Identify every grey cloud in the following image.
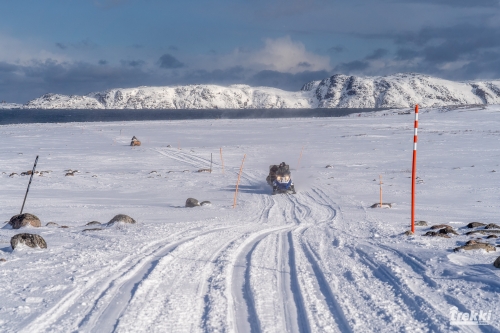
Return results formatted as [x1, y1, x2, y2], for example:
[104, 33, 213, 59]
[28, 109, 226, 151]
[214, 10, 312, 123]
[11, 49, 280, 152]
[98, 60, 108, 65]
[55, 43, 68, 50]
[334, 60, 370, 73]
[158, 54, 184, 69]
[121, 60, 145, 67]
[328, 46, 345, 54]
[365, 48, 388, 60]
[298, 62, 312, 68]
[248, 70, 330, 91]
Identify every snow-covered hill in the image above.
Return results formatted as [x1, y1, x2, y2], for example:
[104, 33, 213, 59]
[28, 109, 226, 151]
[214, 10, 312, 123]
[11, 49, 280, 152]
[14, 73, 500, 109]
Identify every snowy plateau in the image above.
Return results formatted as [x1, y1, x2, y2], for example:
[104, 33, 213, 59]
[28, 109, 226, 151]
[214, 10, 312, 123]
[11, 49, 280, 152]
[3, 72, 500, 110]
[1, 105, 500, 332]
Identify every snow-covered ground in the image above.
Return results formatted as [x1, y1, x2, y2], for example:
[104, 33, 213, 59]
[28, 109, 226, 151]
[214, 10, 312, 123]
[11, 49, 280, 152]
[1, 105, 499, 332]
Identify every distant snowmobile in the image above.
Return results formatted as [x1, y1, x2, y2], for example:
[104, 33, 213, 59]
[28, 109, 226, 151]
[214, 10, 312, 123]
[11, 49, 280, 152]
[266, 162, 296, 194]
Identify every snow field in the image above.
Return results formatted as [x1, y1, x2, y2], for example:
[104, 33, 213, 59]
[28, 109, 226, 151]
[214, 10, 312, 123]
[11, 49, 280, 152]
[1, 105, 500, 332]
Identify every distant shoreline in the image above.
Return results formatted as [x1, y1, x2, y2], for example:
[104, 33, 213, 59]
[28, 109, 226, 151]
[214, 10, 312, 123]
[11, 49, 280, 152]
[0, 108, 393, 125]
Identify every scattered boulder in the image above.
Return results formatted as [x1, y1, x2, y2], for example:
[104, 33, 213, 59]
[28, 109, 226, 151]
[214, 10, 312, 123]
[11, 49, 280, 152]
[404, 230, 414, 236]
[423, 231, 450, 238]
[454, 242, 496, 252]
[131, 136, 141, 146]
[9, 213, 41, 229]
[86, 221, 101, 226]
[0, 258, 6, 262]
[430, 224, 449, 230]
[466, 230, 500, 235]
[59, 226, 69, 228]
[487, 235, 498, 239]
[485, 223, 500, 229]
[83, 228, 102, 232]
[46, 222, 59, 227]
[20, 170, 33, 176]
[108, 214, 136, 225]
[370, 203, 392, 208]
[325, 165, 333, 168]
[415, 221, 428, 226]
[197, 169, 211, 173]
[186, 198, 200, 207]
[11, 233, 47, 250]
[200, 201, 212, 206]
[438, 226, 459, 236]
[494, 257, 500, 268]
[467, 222, 486, 228]
[9, 173, 18, 177]
[65, 172, 75, 176]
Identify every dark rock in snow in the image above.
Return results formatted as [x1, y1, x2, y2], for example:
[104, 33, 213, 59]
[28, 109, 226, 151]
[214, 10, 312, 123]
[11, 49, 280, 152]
[485, 223, 500, 229]
[454, 242, 496, 252]
[438, 226, 459, 236]
[423, 231, 450, 238]
[415, 221, 428, 226]
[486, 235, 498, 239]
[9, 213, 41, 229]
[86, 221, 101, 226]
[430, 224, 449, 230]
[11, 233, 47, 249]
[186, 198, 200, 207]
[494, 256, 500, 268]
[467, 222, 486, 228]
[46, 222, 59, 227]
[200, 201, 211, 206]
[108, 214, 136, 225]
[83, 228, 102, 232]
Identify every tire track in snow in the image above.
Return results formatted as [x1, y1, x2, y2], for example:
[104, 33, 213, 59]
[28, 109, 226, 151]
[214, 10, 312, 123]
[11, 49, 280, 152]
[80, 226, 234, 333]
[19, 225, 213, 333]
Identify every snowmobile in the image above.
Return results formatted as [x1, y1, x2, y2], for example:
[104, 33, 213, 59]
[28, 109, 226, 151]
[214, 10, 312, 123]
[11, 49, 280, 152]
[266, 162, 296, 194]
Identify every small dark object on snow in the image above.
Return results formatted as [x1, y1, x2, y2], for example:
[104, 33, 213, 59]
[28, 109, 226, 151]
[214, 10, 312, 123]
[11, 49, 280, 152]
[83, 228, 102, 232]
[200, 201, 211, 206]
[9, 213, 41, 229]
[467, 222, 486, 228]
[59, 226, 69, 228]
[0, 258, 6, 262]
[86, 221, 101, 226]
[487, 235, 498, 239]
[46, 222, 59, 227]
[108, 214, 136, 225]
[9, 173, 18, 177]
[11, 233, 47, 249]
[454, 242, 496, 252]
[423, 231, 450, 238]
[325, 165, 333, 168]
[198, 169, 211, 173]
[131, 136, 141, 146]
[430, 224, 449, 230]
[415, 221, 428, 226]
[485, 223, 500, 229]
[370, 203, 392, 208]
[404, 230, 414, 236]
[494, 257, 500, 268]
[467, 230, 500, 235]
[186, 198, 200, 207]
[438, 226, 459, 236]
[65, 172, 75, 176]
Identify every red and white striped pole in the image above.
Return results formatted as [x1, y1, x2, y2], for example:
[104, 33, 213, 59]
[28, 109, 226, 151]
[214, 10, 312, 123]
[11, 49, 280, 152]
[411, 104, 419, 233]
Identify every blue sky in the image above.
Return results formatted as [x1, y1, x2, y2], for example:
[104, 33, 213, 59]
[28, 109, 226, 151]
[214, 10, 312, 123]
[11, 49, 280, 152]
[1, 0, 500, 102]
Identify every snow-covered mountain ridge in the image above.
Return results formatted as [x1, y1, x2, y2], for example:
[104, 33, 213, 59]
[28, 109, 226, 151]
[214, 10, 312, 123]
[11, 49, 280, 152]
[13, 73, 500, 109]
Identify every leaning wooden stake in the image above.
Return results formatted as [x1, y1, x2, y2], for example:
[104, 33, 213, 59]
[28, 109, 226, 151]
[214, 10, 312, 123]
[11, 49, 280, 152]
[297, 146, 304, 169]
[220, 148, 225, 174]
[233, 154, 246, 208]
[20, 155, 39, 215]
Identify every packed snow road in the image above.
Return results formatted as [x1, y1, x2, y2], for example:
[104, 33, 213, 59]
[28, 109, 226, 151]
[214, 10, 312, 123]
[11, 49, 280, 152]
[1, 106, 500, 332]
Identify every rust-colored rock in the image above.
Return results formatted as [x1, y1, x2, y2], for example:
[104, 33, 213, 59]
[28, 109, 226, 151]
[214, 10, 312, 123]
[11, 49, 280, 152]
[131, 136, 141, 146]
[11, 233, 47, 249]
[9, 213, 41, 229]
